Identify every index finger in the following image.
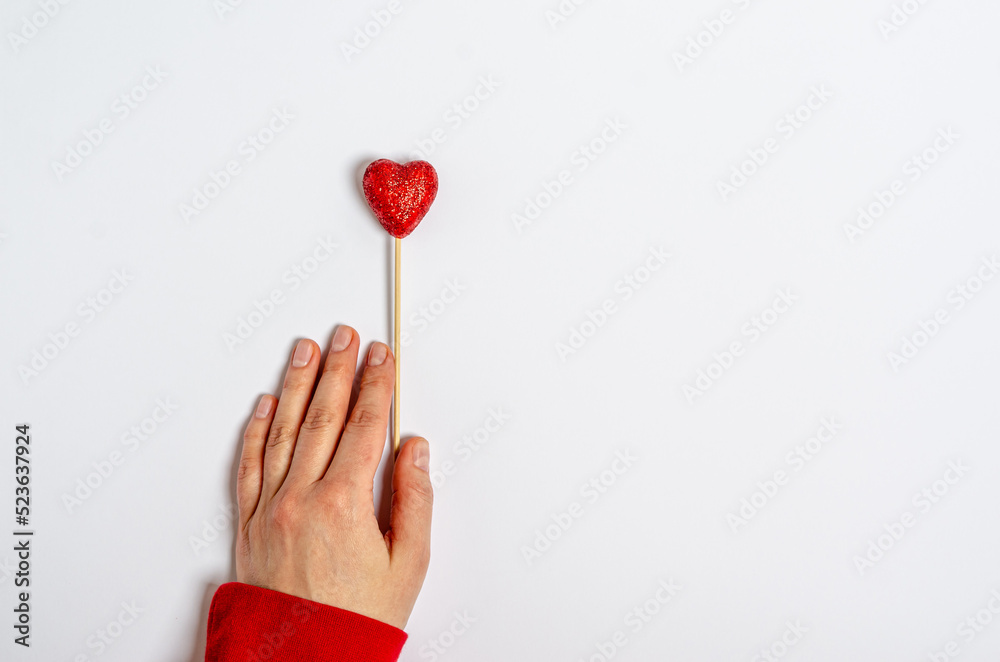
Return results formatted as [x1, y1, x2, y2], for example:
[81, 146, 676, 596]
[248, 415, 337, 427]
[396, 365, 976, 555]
[323, 342, 394, 490]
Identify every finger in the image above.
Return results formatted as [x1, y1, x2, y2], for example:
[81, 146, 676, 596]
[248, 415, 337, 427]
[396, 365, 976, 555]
[237, 395, 276, 530]
[324, 342, 394, 489]
[386, 437, 433, 576]
[262, 338, 320, 501]
[286, 325, 359, 484]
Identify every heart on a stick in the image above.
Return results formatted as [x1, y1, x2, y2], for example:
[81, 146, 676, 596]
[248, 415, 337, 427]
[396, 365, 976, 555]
[362, 159, 438, 239]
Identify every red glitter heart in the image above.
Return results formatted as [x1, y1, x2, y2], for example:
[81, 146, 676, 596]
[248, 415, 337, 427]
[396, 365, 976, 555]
[363, 159, 438, 239]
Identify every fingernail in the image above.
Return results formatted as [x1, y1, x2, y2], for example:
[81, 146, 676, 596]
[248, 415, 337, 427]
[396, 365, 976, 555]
[255, 396, 273, 419]
[412, 439, 429, 472]
[368, 343, 388, 366]
[292, 340, 313, 367]
[332, 326, 352, 352]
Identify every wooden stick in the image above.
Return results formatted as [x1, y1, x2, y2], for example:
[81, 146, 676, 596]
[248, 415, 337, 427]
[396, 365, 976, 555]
[393, 237, 401, 456]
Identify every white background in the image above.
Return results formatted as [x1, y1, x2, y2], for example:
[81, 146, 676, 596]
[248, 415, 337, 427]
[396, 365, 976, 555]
[2, 0, 1000, 660]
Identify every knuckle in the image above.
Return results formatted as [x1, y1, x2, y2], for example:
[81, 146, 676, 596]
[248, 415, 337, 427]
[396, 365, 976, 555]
[361, 368, 393, 390]
[237, 458, 256, 482]
[269, 494, 301, 530]
[394, 475, 434, 511]
[301, 407, 337, 433]
[282, 375, 312, 393]
[266, 424, 296, 450]
[320, 485, 356, 514]
[324, 359, 355, 380]
[348, 406, 383, 431]
[409, 476, 434, 508]
[243, 425, 262, 444]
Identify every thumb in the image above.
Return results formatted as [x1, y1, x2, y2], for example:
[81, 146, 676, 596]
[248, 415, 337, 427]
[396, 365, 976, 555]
[388, 437, 434, 574]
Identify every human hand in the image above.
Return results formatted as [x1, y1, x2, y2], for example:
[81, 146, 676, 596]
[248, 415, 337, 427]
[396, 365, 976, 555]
[234, 325, 432, 629]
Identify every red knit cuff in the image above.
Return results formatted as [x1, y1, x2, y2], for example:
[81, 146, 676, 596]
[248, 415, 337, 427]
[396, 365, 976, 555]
[205, 582, 407, 662]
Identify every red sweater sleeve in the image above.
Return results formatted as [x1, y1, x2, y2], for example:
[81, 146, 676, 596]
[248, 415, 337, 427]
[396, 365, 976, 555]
[205, 582, 407, 662]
